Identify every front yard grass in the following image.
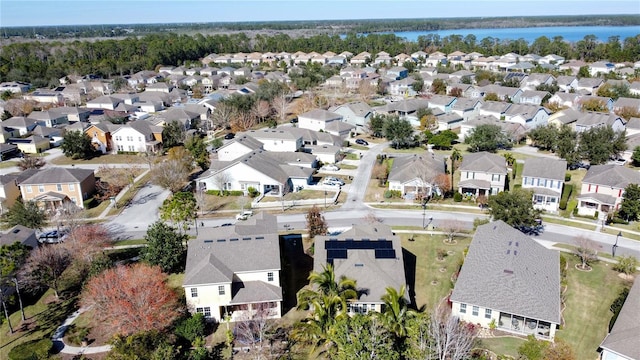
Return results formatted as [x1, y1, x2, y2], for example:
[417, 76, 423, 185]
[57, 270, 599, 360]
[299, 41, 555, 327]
[556, 257, 632, 360]
[478, 337, 525, 358]
[400, 233, 471, 311]
[51, 153, 147, 165]
[0, 160, 17, 169]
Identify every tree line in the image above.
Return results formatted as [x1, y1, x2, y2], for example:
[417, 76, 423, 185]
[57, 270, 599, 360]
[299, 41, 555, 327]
[2, 31, 640, 88]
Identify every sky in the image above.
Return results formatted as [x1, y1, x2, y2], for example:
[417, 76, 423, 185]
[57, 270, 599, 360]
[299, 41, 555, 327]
[1, 0, 639, 27]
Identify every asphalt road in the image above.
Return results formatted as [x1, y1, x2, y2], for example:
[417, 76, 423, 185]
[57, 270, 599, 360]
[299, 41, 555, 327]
[106, 183, 171, 236]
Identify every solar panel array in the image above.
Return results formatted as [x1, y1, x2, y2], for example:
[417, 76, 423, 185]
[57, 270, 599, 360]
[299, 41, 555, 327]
[325, 238, 396, 264]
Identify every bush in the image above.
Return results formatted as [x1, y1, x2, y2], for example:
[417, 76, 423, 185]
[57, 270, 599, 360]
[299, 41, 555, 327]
[174, 313, 206, 343]
[513, 184, 522, 190]
[247, 186, 260, 198]
[613, 255, 638, 275]
[8, 338, 52, 360]
[565, 173, 572, 182]
[205, 190, 244, 196]
[453, 192, 463, 202]
[594, 211, 599, 220]
[383, 190, 402, 199]
[473, 218, 490, 229]
[66, 324, 90, 346]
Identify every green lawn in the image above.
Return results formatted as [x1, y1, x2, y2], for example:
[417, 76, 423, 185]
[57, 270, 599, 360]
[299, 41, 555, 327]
[478, 336, 525, 358]
[0, 160, 17, 169]
[51, 153, 147, 165]
[400, 233, 472, 311]
[556, 257, 632, 360]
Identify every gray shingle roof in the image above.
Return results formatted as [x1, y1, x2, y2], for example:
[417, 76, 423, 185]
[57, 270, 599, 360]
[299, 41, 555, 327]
[19, 167, 94, 185]
[299, 109, 342, 122]
[599, 277, 640, 359]
[450, 221, 561, 324]
[388, 153, 446, 184]
[183, 212, 281, 287]
[229, 281, 283, 304]
[583, 165, 640, 189]
[576, 192, 617, 205]
[314, 223, 407, 304]
[459, 152, 507, 174]
[522, 158, 567, 181]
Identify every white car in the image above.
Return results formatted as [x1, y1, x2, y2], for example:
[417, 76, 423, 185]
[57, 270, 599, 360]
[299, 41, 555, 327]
[235, 210, 254, 220]
[322, 179, 341, 187]
[322, 164, 340, 171]
[324, 176, 345, 186]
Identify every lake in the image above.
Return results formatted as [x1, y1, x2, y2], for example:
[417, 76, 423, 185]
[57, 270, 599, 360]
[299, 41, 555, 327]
[390, 26, 640, 43]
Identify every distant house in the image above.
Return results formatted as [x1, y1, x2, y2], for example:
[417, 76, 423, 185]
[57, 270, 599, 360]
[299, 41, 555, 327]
[183, 212, 282, 322]
[575, 112, 625, 133]
[556, 75, 579, 93]
[111, 121, 163, 153]
[329, 102, 373, 128]
[386, 66, 408, 80]
[576, 165, 640, 218]
[84, 122, 121, 154]
[387, 153, 446, 199]
[2, 116, 38, 136]
[245, 129, 303, 152]
[18, 167, 96, 210]
[298, 109, 343, 133]
[598, 277, 640, 360]
[86, 95, 123, 110]
[522, 158, 567, 213]
[313, 223, 407, 314]
[9, 135, 50, 154]
[28, 110, 69, 128]
[0, 225, 38, 249]
[450, 221, 561, 340]
[0, 174, 21, 214]
[215, 135, 264, 162]
[458, 152, 508, 198]
[518, 90, 550, 106]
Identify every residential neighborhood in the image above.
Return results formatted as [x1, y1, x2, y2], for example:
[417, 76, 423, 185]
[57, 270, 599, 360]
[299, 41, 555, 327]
[1, 15, 640, 360]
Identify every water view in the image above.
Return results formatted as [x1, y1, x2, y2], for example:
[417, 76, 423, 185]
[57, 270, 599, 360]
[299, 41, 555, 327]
[391, 25, 640, 43]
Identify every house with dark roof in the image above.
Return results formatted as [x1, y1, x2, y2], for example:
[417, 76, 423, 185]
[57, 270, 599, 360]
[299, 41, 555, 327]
[183, 212, 282, 322]
[388, 153, 446, 199]
[450, 221, 561, 339]
[458, 152, 508, 198]
[18, 167, 95, 210]
[2, 116, 38, 136]
[245, 129, 303, 152]
[313, 223, 407, 314]
[298, 109, 345, 134]
[0, 225, 38, 249]
[111, 120, 163, 153]
[197, 150, 316, 196]
[522, 158, 567, 213]
[598, 277, 640, 360]
[577, 165, 640, 218]
[216, 135, 264, 162]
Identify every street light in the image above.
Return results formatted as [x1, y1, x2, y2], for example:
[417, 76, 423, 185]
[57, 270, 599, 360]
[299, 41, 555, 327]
[612, 231, 622, 257]
[422, 201, 427, 229]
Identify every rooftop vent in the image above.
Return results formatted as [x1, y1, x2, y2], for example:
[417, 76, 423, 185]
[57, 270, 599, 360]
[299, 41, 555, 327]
[503, 269, 513, 274]
[242, 237, 251, 240]
[355, 263, 364, 267]
[217, 239, 226, 242]
[204, 240, 213, 243]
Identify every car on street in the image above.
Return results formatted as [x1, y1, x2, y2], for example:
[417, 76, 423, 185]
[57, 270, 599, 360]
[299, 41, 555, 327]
[224, 132, 235, 140]
[321, 164, 340, 171]
[355, 138, 369, 146]
[38, 229, 68, 244]
[220, 223, 233, 227]
[235, 210, 254, 220]
[289, 117, 298, 123]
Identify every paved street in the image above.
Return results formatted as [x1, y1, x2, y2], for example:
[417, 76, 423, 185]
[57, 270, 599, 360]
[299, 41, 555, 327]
[106, 183, 171, 236]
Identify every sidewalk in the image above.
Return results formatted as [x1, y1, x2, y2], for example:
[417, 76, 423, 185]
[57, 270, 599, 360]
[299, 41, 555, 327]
[52, 307, 112, 355]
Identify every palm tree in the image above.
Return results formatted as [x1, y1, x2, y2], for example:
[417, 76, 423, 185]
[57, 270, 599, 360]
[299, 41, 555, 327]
[297, 264, 357, 312]
[378, 285, 415, 339]
[450, 148, 462, 193]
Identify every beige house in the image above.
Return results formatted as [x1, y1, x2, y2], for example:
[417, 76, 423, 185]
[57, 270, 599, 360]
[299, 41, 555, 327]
[19, 167, 96, 210]
[576, 165, 640, 218]
[458, 152, 508, 198]
[0, 174, 21, 214]
[10, 135, 50, 154]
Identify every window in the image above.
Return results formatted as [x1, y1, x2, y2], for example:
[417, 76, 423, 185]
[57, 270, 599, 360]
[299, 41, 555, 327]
[128, 145, 135, 152]
[38, 185, 44, 193]
[472, 306, 479, 316]
[204, 307, 211, 318]
[218, 285, 225, 295]
[485, 309, 492, 319]
[191, 288, 198, 298]
[26, 185, 32, 193]
[267, 272, 274, 282]
[117, 145, 124, 151]
[459, 303, 467, 314]
[115, 136, 121, 141]
[492, 174, 500, 182]
[56, 184, 62, 191]
[68, 184, 75, 191]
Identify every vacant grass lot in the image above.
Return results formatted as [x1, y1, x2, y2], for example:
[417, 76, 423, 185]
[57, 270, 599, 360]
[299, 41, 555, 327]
[51, 153, 146, 165]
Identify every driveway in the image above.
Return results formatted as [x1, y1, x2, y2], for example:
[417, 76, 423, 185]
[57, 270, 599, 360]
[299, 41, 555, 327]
[341, 141, 389, 210]
[106, 183, 171, 235]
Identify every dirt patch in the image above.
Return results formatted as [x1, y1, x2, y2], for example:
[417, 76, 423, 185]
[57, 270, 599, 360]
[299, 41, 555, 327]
[618, 273, 635, 281]
[575, 264, 593, 271]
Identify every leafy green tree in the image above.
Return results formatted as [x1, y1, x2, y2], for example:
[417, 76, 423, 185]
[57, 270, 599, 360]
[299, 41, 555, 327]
[613, 255, 638, 275]
[450, 148, 462, 193]
[577, 66, 591, 78]
[488, 189, 542, 231]
[162, 121, 186, 148]
[528, 124, 559, 151]
[518, 335, 549, 360]
[61, 130, 96, 159]
[160, 191, 197, 232]
[383, 116, 414, 149]
[483, 92, 500, 101]
[428, 130, 458, 150]
[578, 126, 626, 165]
[619, 184, 640, 221]
[411, 75, 424, 93]
[465, 124, 511, 153]
[431, 78, 447, 95]
[556, 125, 579, 164]
[330, 314, 400, 360]
[143, 221, 187, 273]
[1, 199, 47, 230]
[379, 285, 414, 342]
[368, 113, 386, 138]
[0, 241, 30, 321]
[185, 135, 209, 171]
[632, 146, 640, 167]
[174, 313, 206, 344]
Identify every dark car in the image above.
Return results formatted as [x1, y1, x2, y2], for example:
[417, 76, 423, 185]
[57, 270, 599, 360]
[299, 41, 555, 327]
[38, 230, 68, 244]
[289, 117, 298, 123]
[355, 138, 369, 146]
[224, 133, 235, 140]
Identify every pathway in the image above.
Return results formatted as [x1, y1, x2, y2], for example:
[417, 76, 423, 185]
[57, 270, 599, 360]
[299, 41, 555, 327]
[341, 140, 389, 210]
[52, 307, 112, 355]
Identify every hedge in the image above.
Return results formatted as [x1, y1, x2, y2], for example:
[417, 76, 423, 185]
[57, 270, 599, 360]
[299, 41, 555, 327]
[8, 338, 52, 360]
[205, 190, 244, 196]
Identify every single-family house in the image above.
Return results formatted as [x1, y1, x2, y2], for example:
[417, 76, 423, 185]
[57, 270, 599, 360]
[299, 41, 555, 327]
[576, 165, 640, 218]
[547, 108, 581, 129]
[451, 98, 482, 122]
[84, 122, 121, 154]
[556, 76, 579, 93]
[436, 112, 464, 131]
[522, 158, 567, 213]
[53, 107, 91, 123]
[0, 81, 30, 94]
[480, 85, 523, 103]
[576, 78, 604, 95]
[579, 95, 614, 112]
[598, 277, 640, 360]
[518, 90, 550, 106]
[0, 225, 38, 249]
[629, 81, 640, 97]
[18, 167, 96, 210]
[0, 174, 21, 214]
[503, 104, 550, 129]
[589, 61, 616, 76]
[286, 127, 343, 147]
[111, 121, 163, 153]
[329, 102, 373, 128]
[245, 129, 303, 152]
[450, 221, 561, 339]
[575, 112, 626, 133]
[302, 144, 341, 164]
[28, 110, 69, 128]
[183, 212, 282, 322]
[216, 135, 264, 162]
[24, 90, 64, 105]
[298, 109, 344, 133]
[460, 116, 527, 143]
[2, 116, 38, 135]
[521, 73, 555, 90]
[145, 82, 174, 93]
[387, 153, 446, 199]
[386, 66, 408, 80]
[313, 223, 407, 314]
[428, 95, 457, 114]
[9, 135, 50, 154]
[613, 97, 640, 115]
[559, 60, 587, 75]
[86, 95, 122, 110]
[548, 92, 581, 110]
[458, 152, 508, 198]
[197, 150, 316, 196]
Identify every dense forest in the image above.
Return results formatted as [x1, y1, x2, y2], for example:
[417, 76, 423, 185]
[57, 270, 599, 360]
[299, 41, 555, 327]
[1, 31, 639, 88]
[1, 15, 638, 39]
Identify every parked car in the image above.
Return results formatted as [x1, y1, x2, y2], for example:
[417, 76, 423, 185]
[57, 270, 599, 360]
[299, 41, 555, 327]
[224, 132, 235, 140]
[235, 210, 254, 221]
[38, 230, 68, 244]
[220, 223, 233, 227]
[321, 164, 340, 171]
[325, 176, 345, 186]
[355, 138, 369, 146]
[322, 179, 341, 187]
[289, 117, 298, 123]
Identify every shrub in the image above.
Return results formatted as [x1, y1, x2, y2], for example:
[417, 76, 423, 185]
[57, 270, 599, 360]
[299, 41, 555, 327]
[613, 256, 638, 275]
[453, 192, 463, 202]
[473, 217, 490, 229]
[513, 184, 522, 190]
[174, 313, 206, 343]
[609, 287, 630, 331]
[205, 190, 244, 196]
[594, 211, 599, 220]
[565, 173, 572, 182]
[8, 338, 52, 360]
[66, 324, 91, 346]
[247, 186, 260, 198]
[383, 190, 402, 199]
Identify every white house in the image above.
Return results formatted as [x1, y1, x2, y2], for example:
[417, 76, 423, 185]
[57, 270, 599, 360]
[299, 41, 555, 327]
[216, 135, 264, 162]
[111, 121, 163, 153]
[245, 129, 303, 152]
[387, 154, 446, 199]
[451, 221, 561, 340]
[522, 158, 567, 213]
[298, 109, 344, 133]
[183, 212, 282, 322]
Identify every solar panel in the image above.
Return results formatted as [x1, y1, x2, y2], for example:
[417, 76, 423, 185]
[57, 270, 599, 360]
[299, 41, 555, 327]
[243, 237, 251, 240]
[217, 239, 226, 242]
[256, 236, 264, 240]
[204, 240, 213, 243]
[375, 249, 396, 259]
[230, 238, 239, 242]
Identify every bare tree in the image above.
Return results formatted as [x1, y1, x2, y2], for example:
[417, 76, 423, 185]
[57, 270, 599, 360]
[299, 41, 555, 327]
[272, 93, 290, 123]
[306, 205, 328, 238]
[364, 211, 383, 224]
[211, 102, 234, 130]
[295, 93, 315, 115]
[20, 245, 72, 299]
[440, 219, 464, 243]
[428, 305, 478, 360]
[150, 158, 190, 193]
[17, 155, 46, 170]
[252, 100, 271, 124]
[575, 235, 598, 270]
[358, 80, 377, 102]
[231, 109, 257, 132]
[212, 171, 233, 196]
[234, 302, 274, 358]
